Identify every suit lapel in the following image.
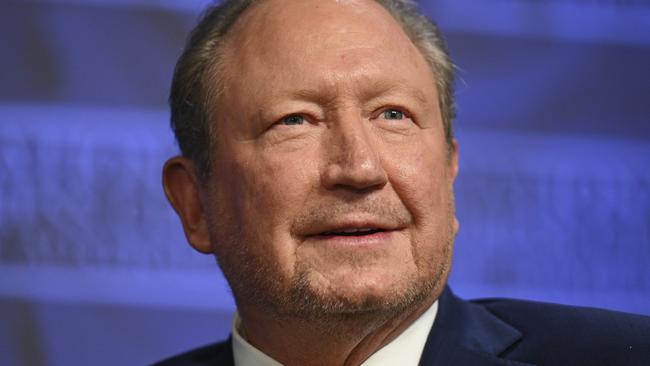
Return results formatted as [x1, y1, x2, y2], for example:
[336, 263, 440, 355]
[419, 287, 535, 366]
[218, 288, 532, 366]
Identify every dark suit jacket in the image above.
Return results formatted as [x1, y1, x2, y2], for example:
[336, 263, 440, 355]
[153, 287, 650, 365]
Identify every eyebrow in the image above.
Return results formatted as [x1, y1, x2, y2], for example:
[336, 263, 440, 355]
[360, 80, 431, 108]
[252, 89, 338, 123]
[291, 88, 340, 109]
[255, 79, 433, 120]
[283, 80, 431, 107]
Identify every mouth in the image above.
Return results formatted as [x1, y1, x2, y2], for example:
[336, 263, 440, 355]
[298, 215, 406, 244]
[298, 219, 403, 248]
[305, 225, 395, 247]
[319, 227, 387, 237]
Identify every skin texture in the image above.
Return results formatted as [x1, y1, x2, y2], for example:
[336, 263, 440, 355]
[163, 0, 459, 365]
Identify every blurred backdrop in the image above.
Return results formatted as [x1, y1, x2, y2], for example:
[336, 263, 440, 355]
[1, 0, 649, 365]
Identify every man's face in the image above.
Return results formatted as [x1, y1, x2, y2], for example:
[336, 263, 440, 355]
[203, 0, 458, 318]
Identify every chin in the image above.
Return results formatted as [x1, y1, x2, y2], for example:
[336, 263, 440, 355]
[285, 264, 439, 319]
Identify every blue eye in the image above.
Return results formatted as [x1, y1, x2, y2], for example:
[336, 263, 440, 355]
[382, 109, 405, 120]
[281, 115, 305, 125]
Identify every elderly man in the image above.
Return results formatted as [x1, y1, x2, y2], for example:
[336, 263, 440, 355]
[158, 0, 650, 365]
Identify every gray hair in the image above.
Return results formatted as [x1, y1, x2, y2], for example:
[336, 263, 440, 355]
[169, 0, 456, 181]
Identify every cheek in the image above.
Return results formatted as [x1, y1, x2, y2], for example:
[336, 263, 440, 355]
[384, 135, 456, 272]
[237, 152, 315, 223]
[386, 139, 452, 217]
[210, 148, 317, 270]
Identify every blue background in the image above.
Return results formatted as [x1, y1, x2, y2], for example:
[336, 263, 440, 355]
[0, 0, 649, 365]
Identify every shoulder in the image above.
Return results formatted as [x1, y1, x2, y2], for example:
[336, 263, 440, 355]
[474, 296, 650, 339]
[151, 339, 233, 366]
[472, 297, 650, 365]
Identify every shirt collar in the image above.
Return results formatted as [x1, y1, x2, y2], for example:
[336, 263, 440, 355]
[231, 300, 438, 366]
[232, 315, 282, 366]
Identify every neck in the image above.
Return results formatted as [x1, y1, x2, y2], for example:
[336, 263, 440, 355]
[237, 294, 437, 366]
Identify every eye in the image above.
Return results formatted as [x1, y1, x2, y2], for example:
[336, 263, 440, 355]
[382, 109, 405, 120]
[280, 114, 305, 125]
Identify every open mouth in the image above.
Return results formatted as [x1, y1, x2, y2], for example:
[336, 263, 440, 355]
[319, 228, 386, 236]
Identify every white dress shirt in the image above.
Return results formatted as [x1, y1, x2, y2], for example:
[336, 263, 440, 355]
[232, 301, 438, 366]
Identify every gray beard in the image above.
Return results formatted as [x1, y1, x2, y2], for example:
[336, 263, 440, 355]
[218, 233, 453, 333]
[214, 197, 456, 331]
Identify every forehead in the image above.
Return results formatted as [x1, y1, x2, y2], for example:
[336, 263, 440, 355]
[216, 0, 436, 112]
[228, 0, 404, 46]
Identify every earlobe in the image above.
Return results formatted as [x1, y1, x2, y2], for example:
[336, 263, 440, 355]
[162, 156, 213, 254]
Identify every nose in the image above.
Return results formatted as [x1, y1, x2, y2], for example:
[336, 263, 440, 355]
[321, 114, 388, 192]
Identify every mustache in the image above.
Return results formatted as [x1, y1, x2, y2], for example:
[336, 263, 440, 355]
[291, 196, 412, 235]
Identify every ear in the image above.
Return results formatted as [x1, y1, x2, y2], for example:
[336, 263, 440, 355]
[449, 138, 459, 181]
[449, 138, 460, 234]
[162, 156, 213, 254]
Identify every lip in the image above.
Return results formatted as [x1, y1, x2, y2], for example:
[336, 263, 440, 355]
[299, 217, 404, 247]
[304, 229, 397, 247]
[301, 217, 404, 238]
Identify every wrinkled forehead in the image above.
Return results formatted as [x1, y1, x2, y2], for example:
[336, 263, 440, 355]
[214, 0, 434, 104]
[222, 0, 424, 70]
